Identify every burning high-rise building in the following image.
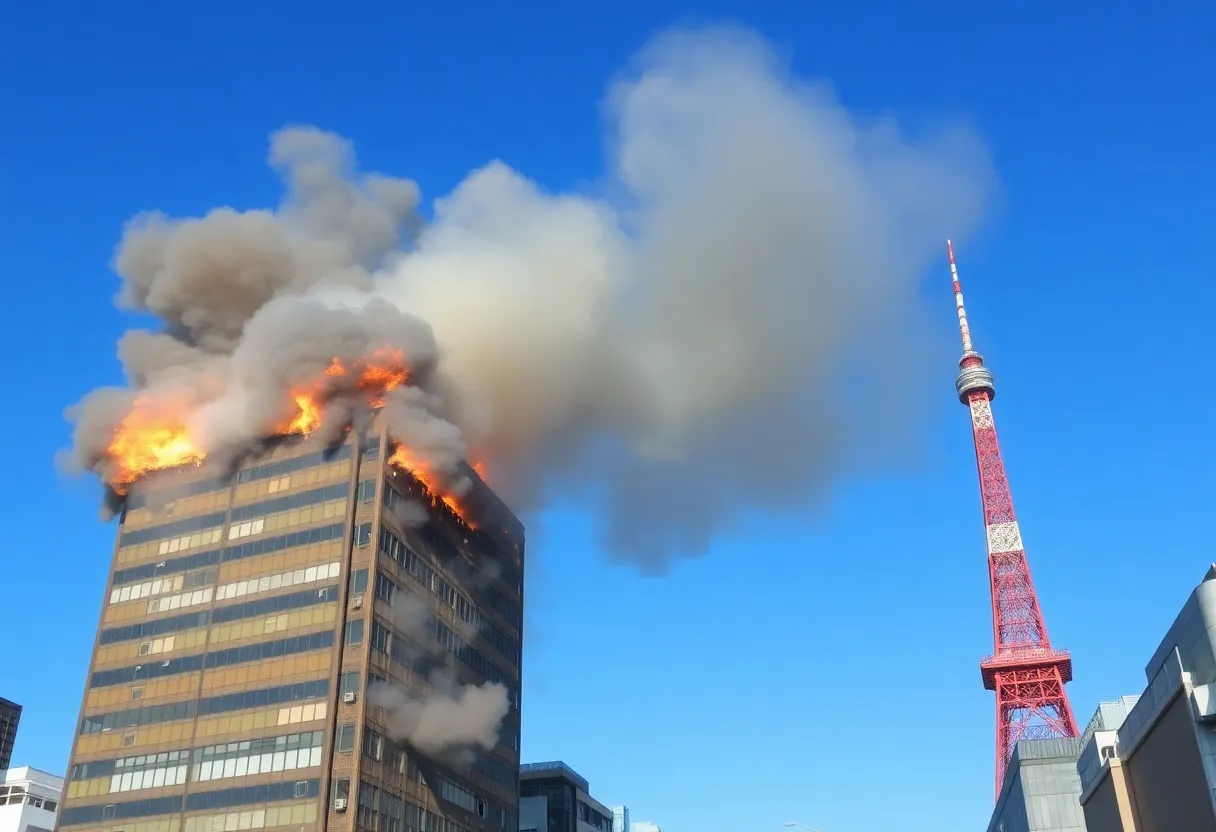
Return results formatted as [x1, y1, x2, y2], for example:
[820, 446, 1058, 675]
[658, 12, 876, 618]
[57, 418, 525, 832]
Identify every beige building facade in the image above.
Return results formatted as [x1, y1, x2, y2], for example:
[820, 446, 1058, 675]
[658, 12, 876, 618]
[57, 423, 524, 832]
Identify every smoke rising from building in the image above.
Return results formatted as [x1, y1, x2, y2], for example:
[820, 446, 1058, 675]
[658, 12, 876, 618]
[64, 25, 995, 568]
[368, 592, 509, 758]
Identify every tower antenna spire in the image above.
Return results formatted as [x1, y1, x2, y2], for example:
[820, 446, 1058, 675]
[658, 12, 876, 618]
[946, 241, 1078, 798]
[947, 239, 975, 353]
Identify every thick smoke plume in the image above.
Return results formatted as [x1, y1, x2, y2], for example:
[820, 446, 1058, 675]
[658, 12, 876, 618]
[368, 592, 509, 758]
[65, 25, 994, 568]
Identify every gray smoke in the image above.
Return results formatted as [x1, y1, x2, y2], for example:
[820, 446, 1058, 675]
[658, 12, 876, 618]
[64, 25, 995, 566]
[368, 592, 509, 757]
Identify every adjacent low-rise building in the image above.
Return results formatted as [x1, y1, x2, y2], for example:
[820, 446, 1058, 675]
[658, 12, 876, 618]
[0, 767, 62, 832]
[1077, 564, 1216, 831]
[519, 762, 614, 832]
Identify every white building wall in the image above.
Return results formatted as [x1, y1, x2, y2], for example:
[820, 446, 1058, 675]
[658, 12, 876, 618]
[0, 768, 63, 832]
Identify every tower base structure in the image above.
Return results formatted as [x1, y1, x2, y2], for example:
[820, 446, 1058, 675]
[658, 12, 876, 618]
[982, 649, 1079, 790]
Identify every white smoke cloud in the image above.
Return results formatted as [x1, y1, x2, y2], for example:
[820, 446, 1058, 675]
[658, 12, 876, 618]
[65, 24, 995, 568]
[374, 25, 994, 566]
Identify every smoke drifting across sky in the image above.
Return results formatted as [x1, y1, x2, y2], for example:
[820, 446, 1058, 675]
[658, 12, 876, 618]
[65, 25, 995, 571]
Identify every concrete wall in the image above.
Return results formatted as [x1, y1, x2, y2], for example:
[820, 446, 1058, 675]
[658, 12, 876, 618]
[1124, 693, 1216, 832]
[987, 738, 1086, 832]
[1081, 768, 1131, 832]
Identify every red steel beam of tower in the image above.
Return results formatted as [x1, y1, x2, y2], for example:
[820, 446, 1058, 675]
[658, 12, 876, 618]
[947, 240, 1079, 797]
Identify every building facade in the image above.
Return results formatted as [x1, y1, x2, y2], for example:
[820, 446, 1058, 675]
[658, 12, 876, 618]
[1, 767, 62, 832]
[518, 763, 612, 832]
[985, 737, 1087, 832]
[0, 699, 21, 771]
[1077, 565, 1216, 832]
[57, 424, 524, 832]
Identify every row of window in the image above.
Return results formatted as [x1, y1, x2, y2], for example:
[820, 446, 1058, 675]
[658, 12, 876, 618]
[109, 763, 188, 794]
[221, 523, 345, 565]
[374, 560, 519, 668]
[0, 791, 56, 810]
[182, 800, 316, 832]
[105, 584, 338, 646]
[100, 611, 208, 645]
[212, 585, 338, 623]
[227, 518, 266, 540]
[81, 679, 329, 735]
[471, 753, 518, 791]
[109, 568, 216, 605]
[112, 524, 345, 588]
[578, 801, 613, 832]
[217, 561, 341, 602]
[235, 445, 351, 484]
[366, 616, 517, 711]
[355, 779, 516, 832]
[60, 779, 320, 826]
[147, 587, 213, 615]
[150, 528, 224, 558]
[121, 512, 227, 547]
[71, 750, 189, 782]
[194, 734, 323, 782]
[126, 474, 232, 509]
[229, 483, 349, 523]
[482, 584, 522, 631]
[197, 730, 322, 761]
[89, 631, 334, 688]
[434, 621, 514, 694]
[379, 527, 520, 655]
[120, 482, 350, 550]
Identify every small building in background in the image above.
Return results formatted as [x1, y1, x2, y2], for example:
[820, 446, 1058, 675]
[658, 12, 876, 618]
[610, 805, 629, 832]
[984, 736, 1087, 832]
[631, 822, 662, 832]
[0, 699, 20, 771]
[0, 767, 63, 832]
[519, 762, 613, 832]
[1077, 565, 1216, 832]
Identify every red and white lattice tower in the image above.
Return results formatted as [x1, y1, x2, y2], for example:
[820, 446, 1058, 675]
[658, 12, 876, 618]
[947, 240, 1079, 797]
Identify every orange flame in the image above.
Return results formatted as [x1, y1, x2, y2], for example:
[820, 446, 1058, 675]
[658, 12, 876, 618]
[104, 348, 478, 518]
[107, 399, 205, 494]
[388, 445, 474, 526]
[286, 394, 321, 435]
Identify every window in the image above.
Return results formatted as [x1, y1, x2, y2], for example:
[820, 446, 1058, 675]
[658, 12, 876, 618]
[336, 724, 356, 752]
[332, 779, 351, 802]
[356, 523, 373, 547]
[374, 572, 395, 603]
[362, 728, 383, 761]
[357, 481, 377, 503]
[351, 569, 369, 594]
[345, 620, 364, 646]
[130, 687, 144, 701]
[340, 672, 361, 695]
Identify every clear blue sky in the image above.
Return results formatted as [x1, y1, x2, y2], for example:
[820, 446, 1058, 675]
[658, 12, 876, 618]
[1, 2, 1214, 831]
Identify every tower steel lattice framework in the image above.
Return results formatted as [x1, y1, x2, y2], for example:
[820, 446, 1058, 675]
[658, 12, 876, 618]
[947, 241, 1079, 797]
